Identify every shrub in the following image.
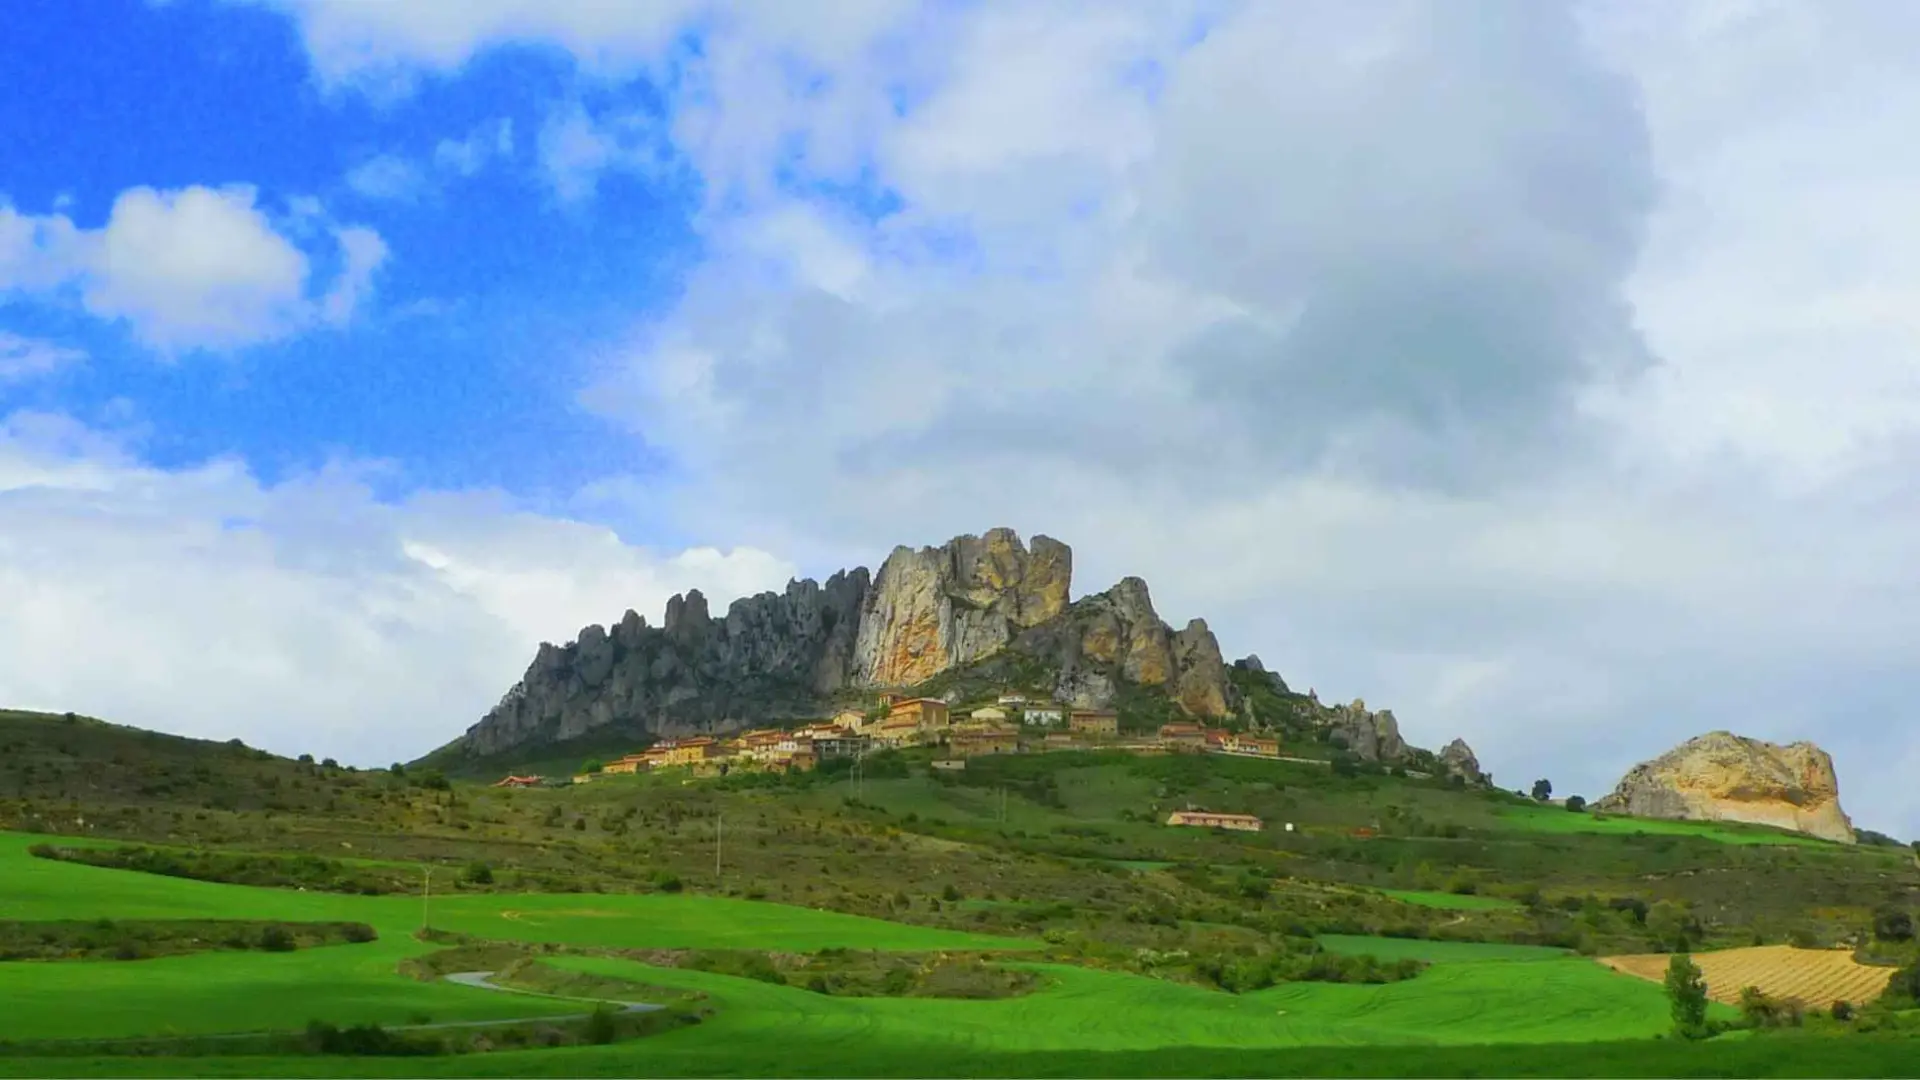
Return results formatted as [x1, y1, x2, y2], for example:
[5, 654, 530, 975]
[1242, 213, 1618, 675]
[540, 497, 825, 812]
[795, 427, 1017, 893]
[651, 871, 684, 893]
[342, 923, 378, 944]
[259, 926, 297, 952]
[1564, 795, 1587, 812]
[1832, 1000, 1855, 1021]
[462, 861, 494, 886]
[1531, 779, 1553, 801]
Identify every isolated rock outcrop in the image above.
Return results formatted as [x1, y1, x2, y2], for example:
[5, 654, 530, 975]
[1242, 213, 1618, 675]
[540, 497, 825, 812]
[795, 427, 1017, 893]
[1593, 731, 1855, 844]
[1439, 738, 1488, 785]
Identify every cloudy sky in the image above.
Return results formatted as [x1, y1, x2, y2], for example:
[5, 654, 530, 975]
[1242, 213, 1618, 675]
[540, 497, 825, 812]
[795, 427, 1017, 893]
[2, 0, 1916, 835]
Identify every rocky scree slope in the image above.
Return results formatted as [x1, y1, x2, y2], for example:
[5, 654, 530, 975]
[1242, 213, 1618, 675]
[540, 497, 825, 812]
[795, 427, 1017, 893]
[1594, 730, 1856, 844]
[430, 528, 1480, 777]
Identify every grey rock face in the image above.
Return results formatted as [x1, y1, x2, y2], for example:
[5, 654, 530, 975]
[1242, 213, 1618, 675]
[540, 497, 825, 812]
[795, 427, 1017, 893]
[1440, 738, 1489, 785]
[1328, 698, 1408, 762]
[451, 568, 870, 758]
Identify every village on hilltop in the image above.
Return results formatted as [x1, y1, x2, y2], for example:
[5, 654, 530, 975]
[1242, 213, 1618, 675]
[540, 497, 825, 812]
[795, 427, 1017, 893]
[493, 690, 1287, 834]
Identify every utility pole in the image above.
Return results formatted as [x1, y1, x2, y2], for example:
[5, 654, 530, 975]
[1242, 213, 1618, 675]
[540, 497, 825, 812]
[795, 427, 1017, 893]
[715, 809, 723, 880]
[421, 867, 431, 934]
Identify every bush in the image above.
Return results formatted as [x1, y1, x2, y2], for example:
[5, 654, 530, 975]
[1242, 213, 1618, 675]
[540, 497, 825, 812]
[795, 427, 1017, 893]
[1564, 795, 1587, 812]
[1832, 1000, 1855, 1021]
[462, 861, 494, 886]
[342, 923, 378, 944]
[259, 926, 297, 952]
[651, 871, 683, 893]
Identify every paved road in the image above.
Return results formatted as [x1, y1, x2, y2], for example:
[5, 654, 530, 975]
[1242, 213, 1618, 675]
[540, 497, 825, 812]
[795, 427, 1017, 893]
[428, 970, 664, 1027]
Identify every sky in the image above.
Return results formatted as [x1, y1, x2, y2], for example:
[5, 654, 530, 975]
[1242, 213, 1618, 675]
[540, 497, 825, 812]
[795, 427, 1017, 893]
[2, 0, 1918, 837]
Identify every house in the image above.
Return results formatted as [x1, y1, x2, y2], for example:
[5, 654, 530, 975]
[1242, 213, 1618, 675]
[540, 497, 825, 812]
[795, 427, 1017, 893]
[873, 715, 925, 748]
[888, 697, 950, 731]
[950, 725, 1020, 757]
[969, 705, 1009, 724]
[570, 773, 595, 784]
[659, 737, 718, 767]
[493, 774, 543, 788]
[997, 693, 1029, 707]
[1166, 810, 1264, 832]
[1204, 728, 1230, 751]
[810, 731, 870, 759]
[1043, 731, 1079, 750]
[601, 754, 646, 775]
[1069, 709, 1118, 737]
[831, 708, 868, 731]
[1224, 733, 1279, 757]
[876, 692, 901, 708]
[1159, 723, 1208, 751]
[1023, 705, 1064, 726]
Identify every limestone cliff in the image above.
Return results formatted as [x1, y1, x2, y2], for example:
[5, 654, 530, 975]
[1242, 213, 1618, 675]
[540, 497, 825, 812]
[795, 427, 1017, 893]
[853, 529, 1071, 686]
[1593, 731, 1855, 844]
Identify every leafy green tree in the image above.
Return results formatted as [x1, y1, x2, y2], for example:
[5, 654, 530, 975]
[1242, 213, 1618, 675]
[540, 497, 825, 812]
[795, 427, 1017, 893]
[1564, 795, 1587, 812]
[1531, 778, 1553, 801]
[1871, 905, 1913, 942]
[462, 861, 493, 885]
[581, 758, 605, 774]
[1665, 953, 1709, 1037]
[1647, 899, 1697, 951]
[388, 762, 406, 777]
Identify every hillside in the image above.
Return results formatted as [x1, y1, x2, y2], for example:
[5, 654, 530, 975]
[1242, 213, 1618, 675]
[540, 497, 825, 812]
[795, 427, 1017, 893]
[2, 706, 1919, 1075]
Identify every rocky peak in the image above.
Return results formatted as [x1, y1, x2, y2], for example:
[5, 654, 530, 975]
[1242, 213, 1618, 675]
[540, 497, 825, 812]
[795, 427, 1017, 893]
[1440, 738, 1488, 785]
[664, 589, 711, 638]
[853, 528, 1072, 687]
[1328, 697, 1408, 762]
[1594, 731, 1855, 844]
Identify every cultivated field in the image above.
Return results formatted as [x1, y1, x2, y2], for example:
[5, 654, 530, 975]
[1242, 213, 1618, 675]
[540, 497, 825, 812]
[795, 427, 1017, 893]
[1598, 945, 1898, 1008]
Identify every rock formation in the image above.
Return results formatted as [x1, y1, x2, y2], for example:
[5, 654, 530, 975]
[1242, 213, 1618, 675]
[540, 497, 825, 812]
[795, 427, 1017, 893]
[1327, 698, 1408, 762]
[852, 529, 1071, 686]
[1593, 731, 1855, 844]
[1439, 738, 1488, 785]
[434, 529, 1239, 762]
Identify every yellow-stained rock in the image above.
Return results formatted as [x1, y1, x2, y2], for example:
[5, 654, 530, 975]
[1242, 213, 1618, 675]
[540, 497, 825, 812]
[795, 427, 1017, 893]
[1594, 731, 1855, 844]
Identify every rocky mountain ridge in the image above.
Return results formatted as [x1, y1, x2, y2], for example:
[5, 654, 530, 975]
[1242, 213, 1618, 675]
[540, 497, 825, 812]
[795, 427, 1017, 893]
[1594, 730, 1856, 844]
[431, 528, 1481, 776]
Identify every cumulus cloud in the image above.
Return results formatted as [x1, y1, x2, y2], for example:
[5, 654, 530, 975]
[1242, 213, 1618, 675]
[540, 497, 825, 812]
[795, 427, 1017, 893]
[0, 411, 796, 764]
[434, 117, 516, 176]
[345, 153, 426, 201]
[0, 186, 386, 352]
[182, 0, 1920, 833]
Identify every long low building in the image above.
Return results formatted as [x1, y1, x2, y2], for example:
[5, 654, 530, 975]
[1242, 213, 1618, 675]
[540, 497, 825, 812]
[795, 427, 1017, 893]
[1166, 810, 1264, 832]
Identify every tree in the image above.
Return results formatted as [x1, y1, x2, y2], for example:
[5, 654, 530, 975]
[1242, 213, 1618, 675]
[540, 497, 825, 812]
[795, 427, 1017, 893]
[1531, 778, 1553, 802]
[321, 757, 339, 770]
[581, 758, 605, 775]
[462, 861, 493, 886]
[1564, 795, 1587, 813]
[1872, 905, 1914, 943]
[388, 763, 406, 777]
[297, 753, 314, 765]
[1647, 899, 1696, 951]
[1664, 953, 1708, 1037]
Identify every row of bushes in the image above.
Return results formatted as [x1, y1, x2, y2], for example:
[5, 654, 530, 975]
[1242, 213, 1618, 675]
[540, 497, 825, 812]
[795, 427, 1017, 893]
[0, 918, 376, 961]
[27, 843, 414, 895]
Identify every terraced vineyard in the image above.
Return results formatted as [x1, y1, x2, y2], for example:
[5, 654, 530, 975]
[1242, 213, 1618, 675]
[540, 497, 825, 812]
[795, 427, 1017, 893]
[1598, 945, 1898, 1008]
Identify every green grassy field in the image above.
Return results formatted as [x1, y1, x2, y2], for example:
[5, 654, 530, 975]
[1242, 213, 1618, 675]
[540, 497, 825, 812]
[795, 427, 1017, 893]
[1492, 806, 1833, 847]
[1376, 888, 1519, 911]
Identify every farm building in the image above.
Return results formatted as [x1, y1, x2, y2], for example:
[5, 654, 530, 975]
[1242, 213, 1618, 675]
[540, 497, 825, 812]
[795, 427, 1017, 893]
[969, 705, 1010, 723]
[1166, 810, 1264, 832]
[997, 693, 1029, 707]
[1069, 709, 1118, 737]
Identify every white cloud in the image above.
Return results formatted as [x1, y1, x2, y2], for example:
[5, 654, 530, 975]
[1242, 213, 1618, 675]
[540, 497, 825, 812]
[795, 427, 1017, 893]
[0, 332, 86, 382]
[0, 411, 796, 765]
[434, 117, 515, 176]
[0, 186, 388, 352]
[200, 0, 1920, 835]
[345, 153, 426, 201]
